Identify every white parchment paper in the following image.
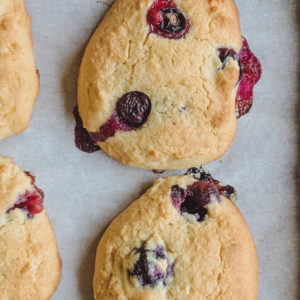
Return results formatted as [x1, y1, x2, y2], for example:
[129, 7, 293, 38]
[0, 0, 299, 299]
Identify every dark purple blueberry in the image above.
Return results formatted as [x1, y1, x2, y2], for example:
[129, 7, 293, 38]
[171, 171, 236, 222]
[116, 91, 151, 127]
[147, 0, 190, 39]
[128, 244, 173, 288]
[73, 107, 101, 153]
[129, 246, 163, 287]
[180, 181, 219, 222]
[161, 8, 186, 33]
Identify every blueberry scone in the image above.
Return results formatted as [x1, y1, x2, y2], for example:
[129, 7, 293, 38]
[0, 157, 61, 299]
[0, 0, 39, 140]
[93, 170, 258, 299]
[76, 0, 261, 169]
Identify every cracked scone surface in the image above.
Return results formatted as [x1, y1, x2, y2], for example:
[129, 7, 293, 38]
[78, 0, 242, 169]
[93, 176, 258, 300]
[0, 157, 61, 300]
[0, 0, 39, 140]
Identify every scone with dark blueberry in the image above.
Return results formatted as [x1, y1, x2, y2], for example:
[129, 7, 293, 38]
[93, 170, 258, 299]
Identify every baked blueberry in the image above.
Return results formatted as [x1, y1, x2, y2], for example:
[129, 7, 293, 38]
[171, 180, 220, 222]
[147, 0, 190, 39]
[74, 91, 151, 148]
[128, 240, 174, 288]
[117, 91, 151, 127]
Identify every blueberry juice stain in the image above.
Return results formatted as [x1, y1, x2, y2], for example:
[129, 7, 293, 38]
[74, 91, 151, 152]
[218, 37, 262, 118]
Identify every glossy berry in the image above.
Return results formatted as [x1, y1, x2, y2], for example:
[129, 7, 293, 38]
[73, 107, 101, 153]
[7, 172, 44, 218]
[161, 8, 186, 33]
[128, 244, 173, 287]
[147, 0, 190, 39]
[117, 91, 151, 127]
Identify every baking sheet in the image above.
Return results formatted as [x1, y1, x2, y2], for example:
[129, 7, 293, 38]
[0, 0, 299, 299]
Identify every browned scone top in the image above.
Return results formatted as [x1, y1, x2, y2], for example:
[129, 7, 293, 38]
[0, 157, 61, 300]
[0, 0, 39, 139]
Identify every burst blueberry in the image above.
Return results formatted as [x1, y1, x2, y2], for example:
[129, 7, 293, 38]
[147, 0, 190, 39]
[128, 243, 174, 288]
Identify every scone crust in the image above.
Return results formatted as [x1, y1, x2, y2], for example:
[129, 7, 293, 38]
[93, 176, 258, 300]
[0, 157, 61, 300]
[0, 0, 39, 139]
[78, 0, 242, 169]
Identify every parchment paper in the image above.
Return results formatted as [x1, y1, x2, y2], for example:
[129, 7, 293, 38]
[0, 0, 299, 299]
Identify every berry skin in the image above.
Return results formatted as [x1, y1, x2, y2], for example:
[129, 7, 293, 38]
[172, 169, 236, 222]
[147, 0, 190, 39]
[116, 91, 151, 127]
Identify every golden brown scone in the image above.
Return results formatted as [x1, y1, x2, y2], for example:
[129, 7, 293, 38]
[77, 0, 242, 169]
[93, 172, 258, 299]
[0, 0, 39, 140]
[0, 157, 61, 300]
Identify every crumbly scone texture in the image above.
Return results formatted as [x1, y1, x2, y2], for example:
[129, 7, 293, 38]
[0, 0, 39, 140]
[78, 0, 242, 169]
[93, 176, 258, 300]
[0, 157, 61, 300]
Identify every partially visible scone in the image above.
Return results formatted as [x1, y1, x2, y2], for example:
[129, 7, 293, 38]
[0, 0, 39, 139]
[93, 171, 258, 299]
[0, 157, 61, 300]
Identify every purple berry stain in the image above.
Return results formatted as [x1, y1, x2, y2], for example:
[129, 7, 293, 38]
[128, 243, 174, 288]
[147, 0, 190, 39]
[172, 169, 236, 222]
[6, 172, 44, 218]
[73, 107, 100, 153]
[218, 37, 262, 118]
